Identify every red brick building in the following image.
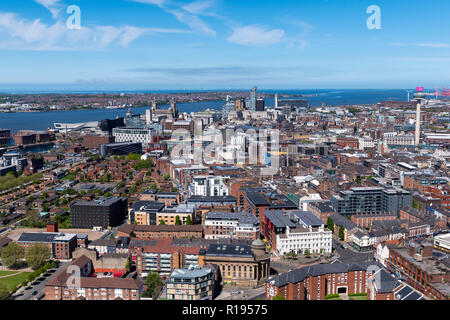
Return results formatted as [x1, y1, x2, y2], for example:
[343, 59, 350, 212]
[336, 137, 359, 149]
[351, 213, 398, 229]
[117, 224, 203, 240]
[45, 255, 143, 300]
[266, 262, 377, 300]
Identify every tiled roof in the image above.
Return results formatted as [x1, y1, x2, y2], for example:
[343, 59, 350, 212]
[268, 261, 384, 287]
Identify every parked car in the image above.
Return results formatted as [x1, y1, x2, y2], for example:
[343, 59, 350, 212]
[31, 291, 38, 296]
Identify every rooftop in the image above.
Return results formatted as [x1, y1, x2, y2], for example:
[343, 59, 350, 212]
[170, 266, 213, 279]
[205, 244, 253, 258]
[205, 211, 259, 225]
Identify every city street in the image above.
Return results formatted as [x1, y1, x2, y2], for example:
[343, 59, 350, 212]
[333, 239, 373, 264]
[215, 285, 266, 300]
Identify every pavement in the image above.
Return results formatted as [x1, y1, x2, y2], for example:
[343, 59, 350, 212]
[215, 285, 266, 300]
[11, 261, 69, 301]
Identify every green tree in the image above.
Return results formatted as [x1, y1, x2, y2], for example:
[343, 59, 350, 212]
[339, 226, 345, 240]
[1, 242, 25, 269]
[150, 183, 158, 190]
[25, 244, 50, 270]
[143, 272, 164, 299]
[42, 203, 50, 212]
[327, 217, 334, 233]
[175, 215, 182, 226]
[159, 219, 166, 225]
[304, 249, 310, 256]
[162, 174, 170, 181]
[186, 216, 192, 225]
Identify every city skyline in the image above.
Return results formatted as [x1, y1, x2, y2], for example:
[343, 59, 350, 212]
[0, 0, 449, 90]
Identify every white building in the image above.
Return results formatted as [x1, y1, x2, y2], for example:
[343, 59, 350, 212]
[204, 211, 260, 240]
[112, 127, 155, 146]
[383, 134, 415, 146]
[358, 136, 375, 150]
[267, 211, 332, 255]
[434, 233, 450, 252]
[276, 225, 333, 255]
[188, 175, 229, 197]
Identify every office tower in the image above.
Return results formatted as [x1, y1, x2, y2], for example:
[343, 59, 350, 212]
[275, 93, 278, 108]
[235, 99, 246, 111]
[256, 98, 265, 111]
[70, 197, 128, 228]
[249, 86, 257, 111]
[222, 95, 235, 118]
[413, 90, 425, 146]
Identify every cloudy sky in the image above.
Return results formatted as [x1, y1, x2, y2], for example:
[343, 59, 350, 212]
[0, 0, 449, 91]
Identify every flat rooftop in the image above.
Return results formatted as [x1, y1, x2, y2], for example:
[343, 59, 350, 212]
[393, 247, 449, 276]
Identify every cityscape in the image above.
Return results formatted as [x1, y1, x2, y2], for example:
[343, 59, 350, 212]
[0, 0, 448, 313]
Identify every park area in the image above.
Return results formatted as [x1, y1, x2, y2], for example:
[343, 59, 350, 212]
[0, 270, 32, 292]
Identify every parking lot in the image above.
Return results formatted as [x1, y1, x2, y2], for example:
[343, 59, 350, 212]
[12, 262, 69, 300]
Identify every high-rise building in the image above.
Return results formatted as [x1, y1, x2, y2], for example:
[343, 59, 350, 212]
[249, 87, 257, 111]
[413, 90, 425, 146]
[256, 98, 265, 111]
[222, 95, 235, 119]
[235, 99, 246, 111]
[330, 187, 412, 216]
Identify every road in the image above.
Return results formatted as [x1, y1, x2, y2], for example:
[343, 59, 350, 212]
[11, 261, 69, 300]
[215, 286, 266, 300]
[333, 239, 373, 264]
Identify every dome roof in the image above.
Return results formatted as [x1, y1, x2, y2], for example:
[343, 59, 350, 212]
[251, 239, 265, 247]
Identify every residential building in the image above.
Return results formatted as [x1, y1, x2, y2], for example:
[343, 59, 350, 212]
[117, 224, 203, 240]
[204, 211, 260, 241]
[188, 175, 229, 197]
[263, 210, 332, 255]
[166, 265, 215, 300]
[266, 261, 381, 300]
[45, 255, 143, 300]
[128, 201, 165, 225]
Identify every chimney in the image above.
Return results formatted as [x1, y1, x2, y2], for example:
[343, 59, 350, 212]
[47, 221, 58, 233]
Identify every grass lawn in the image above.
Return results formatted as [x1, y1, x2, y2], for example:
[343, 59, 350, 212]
[350, 296, 368, 300]
[0, 272, 32, 291]
[0, 271, 19, 277]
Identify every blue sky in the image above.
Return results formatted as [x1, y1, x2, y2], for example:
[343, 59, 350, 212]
[0, 0, 449, 90]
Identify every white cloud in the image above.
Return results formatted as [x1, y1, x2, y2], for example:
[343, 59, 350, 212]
[0, 12, 187, 50]
[182, 0, 216, 15]
[389, 42, 450, 48]
[34, 0, 63, 18]
[168, 8, 216, 37]
[131, 0, 216, 37]
[228, 25, 285, 46]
